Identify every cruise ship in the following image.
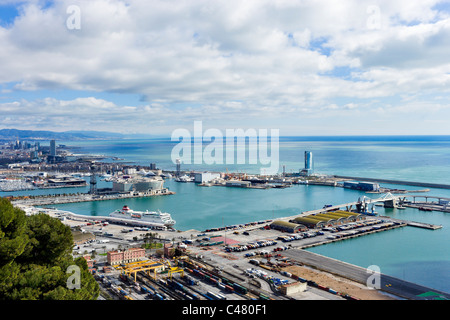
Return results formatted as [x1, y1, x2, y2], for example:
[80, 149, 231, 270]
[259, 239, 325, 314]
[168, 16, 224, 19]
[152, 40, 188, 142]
[109, 205, 176, 227]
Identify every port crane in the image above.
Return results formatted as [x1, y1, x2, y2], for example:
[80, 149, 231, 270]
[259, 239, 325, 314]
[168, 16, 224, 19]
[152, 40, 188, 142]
[120, 258, 185, 282]
[121, 259, 166, 282]
[162, 259, 185, 280]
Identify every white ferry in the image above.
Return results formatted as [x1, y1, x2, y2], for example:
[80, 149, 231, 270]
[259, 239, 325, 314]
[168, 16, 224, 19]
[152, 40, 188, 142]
[109, 205, 176, 227]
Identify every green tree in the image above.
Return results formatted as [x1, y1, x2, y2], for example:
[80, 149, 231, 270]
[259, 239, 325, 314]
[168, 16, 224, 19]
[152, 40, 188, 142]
[19, 213, 73, 265]
[0, 199, 99, 300]
[0, 198, 29, 266]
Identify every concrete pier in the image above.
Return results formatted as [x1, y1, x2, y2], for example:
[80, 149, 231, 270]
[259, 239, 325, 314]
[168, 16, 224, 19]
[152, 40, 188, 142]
[385, 217, 443, 230]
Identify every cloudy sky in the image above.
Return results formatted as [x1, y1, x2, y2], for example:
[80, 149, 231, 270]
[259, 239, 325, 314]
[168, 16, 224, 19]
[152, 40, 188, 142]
[1, 0, 450, 136]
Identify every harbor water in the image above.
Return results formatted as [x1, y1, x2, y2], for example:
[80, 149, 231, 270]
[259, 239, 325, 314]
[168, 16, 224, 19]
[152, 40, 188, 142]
[2, 136, 449, 293]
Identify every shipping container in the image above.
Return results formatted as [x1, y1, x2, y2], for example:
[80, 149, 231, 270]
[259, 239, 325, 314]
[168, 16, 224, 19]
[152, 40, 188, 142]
[224, 284, 234, 292]
[232, 283, 248, 294]
[328, 288, 338, 294]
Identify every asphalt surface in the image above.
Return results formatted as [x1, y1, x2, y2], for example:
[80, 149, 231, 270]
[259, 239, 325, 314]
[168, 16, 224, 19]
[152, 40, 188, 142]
[283, 249, 450, 300]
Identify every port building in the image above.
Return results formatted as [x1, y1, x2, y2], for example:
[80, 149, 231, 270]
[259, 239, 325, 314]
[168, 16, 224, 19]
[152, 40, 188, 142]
[270, 220, 307, 233]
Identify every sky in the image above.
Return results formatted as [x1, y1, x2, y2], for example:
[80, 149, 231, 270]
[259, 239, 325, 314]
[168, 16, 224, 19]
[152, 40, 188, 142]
[1, 0, 450, 136]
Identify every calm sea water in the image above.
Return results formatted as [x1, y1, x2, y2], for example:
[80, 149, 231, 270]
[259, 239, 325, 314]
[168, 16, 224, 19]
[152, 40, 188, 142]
[63, 136, 450, 184]
[2, 136, 449, 293]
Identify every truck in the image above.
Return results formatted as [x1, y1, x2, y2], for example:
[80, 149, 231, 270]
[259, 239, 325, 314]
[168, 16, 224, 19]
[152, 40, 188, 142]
[249, 259, 260, 266]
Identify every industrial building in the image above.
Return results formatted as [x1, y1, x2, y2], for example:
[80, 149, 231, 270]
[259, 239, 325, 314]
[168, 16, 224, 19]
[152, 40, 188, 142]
[343, 181, 380, 192]
[292, 216, 328, 229]
[329, 210, 365, 222]
[270, 220, 307, 233]
[279, 281, 307, 295]
[225, 180, 251, 188]
[292, 211, 364, 228]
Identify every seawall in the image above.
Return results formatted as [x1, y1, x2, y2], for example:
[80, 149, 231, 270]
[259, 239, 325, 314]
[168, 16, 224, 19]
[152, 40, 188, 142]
[334, 175, 450, 190]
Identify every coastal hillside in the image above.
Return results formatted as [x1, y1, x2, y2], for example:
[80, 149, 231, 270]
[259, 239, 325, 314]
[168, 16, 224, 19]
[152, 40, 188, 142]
[0, 129, 154, 141]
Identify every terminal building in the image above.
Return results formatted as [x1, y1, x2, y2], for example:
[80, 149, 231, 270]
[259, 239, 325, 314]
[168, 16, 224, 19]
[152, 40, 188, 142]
[112, 176, 164, 193]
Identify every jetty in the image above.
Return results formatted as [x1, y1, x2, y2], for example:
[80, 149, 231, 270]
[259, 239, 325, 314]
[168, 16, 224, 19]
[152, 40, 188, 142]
[384, 217, 442, 230]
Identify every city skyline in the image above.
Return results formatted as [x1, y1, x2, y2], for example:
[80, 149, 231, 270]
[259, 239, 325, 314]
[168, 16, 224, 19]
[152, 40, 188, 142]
[1, 0, 450, 136]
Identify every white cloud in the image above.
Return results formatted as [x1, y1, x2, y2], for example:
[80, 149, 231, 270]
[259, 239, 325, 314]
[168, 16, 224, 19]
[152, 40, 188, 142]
[0, 0, 449, 134]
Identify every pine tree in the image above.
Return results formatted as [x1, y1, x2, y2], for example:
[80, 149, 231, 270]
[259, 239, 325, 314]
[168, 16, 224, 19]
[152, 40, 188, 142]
[0, 198, 99, 300]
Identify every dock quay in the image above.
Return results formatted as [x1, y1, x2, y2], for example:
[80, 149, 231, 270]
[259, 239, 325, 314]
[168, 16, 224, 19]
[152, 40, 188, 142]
[47, 209, 173, 230]
[10, 189, 175, 206]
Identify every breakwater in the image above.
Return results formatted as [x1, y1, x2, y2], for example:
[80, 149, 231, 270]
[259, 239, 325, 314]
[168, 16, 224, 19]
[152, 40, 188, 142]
[334, 175, 450, 190]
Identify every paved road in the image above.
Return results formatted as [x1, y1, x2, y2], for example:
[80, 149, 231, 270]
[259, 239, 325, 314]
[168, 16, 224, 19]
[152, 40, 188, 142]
[283, 249, 450, 300]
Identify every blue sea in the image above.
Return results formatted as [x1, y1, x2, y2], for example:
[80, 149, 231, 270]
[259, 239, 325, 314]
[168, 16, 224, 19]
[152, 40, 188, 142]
[2, 136, 449, 293]
[64, 135, 450, 184]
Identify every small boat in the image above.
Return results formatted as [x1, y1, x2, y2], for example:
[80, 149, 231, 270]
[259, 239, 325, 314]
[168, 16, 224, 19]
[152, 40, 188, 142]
[396, 206, 406, 210]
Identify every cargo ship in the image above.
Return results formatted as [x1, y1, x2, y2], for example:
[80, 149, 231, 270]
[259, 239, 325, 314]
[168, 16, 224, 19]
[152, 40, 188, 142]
[109, 205, 176, 227]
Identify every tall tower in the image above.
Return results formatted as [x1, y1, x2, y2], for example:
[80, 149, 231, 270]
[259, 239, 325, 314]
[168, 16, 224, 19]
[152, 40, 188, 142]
[304, 151, 313, 175]
[90, 163, 97, 195]
[50, 140, 56, 156]
[176, 158, 181, 177]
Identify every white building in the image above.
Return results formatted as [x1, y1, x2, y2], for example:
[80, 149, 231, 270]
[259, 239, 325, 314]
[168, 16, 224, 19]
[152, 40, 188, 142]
[194, 172, 221, 183]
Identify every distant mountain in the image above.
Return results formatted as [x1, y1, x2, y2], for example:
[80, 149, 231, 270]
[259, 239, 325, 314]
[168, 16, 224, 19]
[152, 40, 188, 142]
[0, 129, 156, 141]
